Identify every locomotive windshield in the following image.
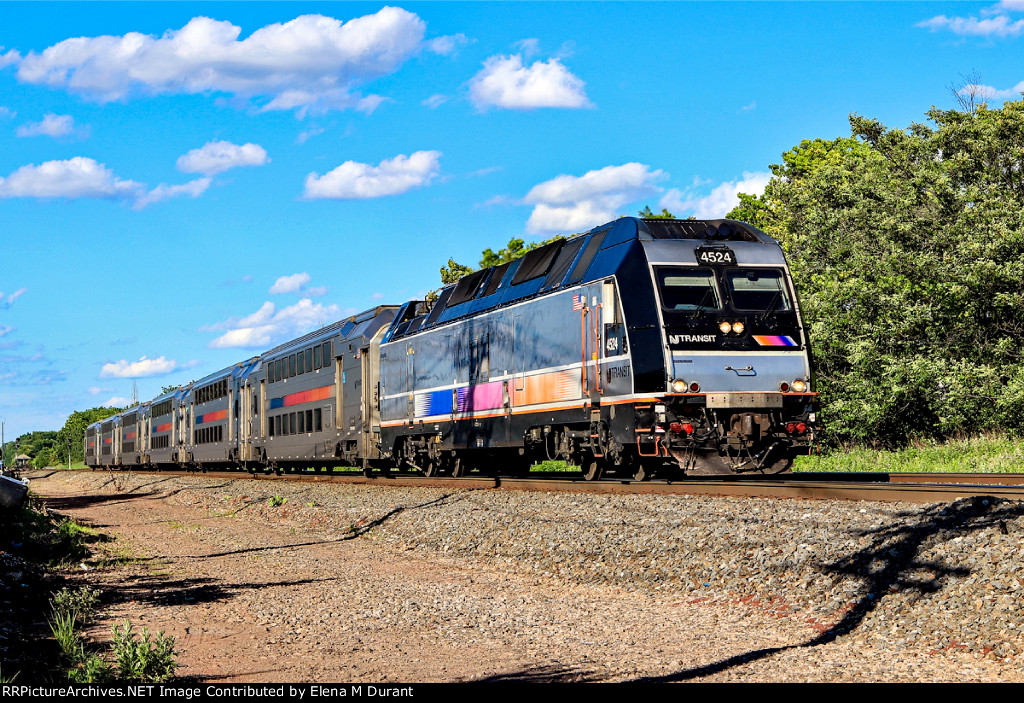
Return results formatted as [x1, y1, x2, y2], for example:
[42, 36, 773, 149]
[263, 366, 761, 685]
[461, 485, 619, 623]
[657, 266, 792, 313]
[725, 269, 791, 311]
[656, 268, 721, 311]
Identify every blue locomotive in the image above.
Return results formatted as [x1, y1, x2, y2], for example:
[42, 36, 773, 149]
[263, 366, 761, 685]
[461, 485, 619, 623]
[86, 217, 817, 479]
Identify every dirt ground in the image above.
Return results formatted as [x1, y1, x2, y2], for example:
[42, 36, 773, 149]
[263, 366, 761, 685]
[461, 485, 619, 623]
[26, 471, 1024, 683]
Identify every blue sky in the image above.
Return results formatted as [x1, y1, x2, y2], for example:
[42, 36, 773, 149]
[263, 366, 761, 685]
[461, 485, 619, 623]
[0, 1, 1020, 439]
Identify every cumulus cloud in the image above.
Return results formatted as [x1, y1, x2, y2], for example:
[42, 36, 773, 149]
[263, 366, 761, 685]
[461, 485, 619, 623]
[0, 47, 18, 68]
[16, 113, 87, 139]
[15, 10, 426, 115]
[524, 163, 666, 234]
[660, 172, 772, 220]
[917, 13, 1024, 37]
[0, 157, 213, 208]
[469, 53, 591, 110]
[269, 272, 311, 294]
[100, 355, 180, 378]
[0, 157, 140, 200]
[205, 298, 341, 349]
[303, 150, 441, 199]
[103, 396, 131, 408]
[176, 140, 269, 175]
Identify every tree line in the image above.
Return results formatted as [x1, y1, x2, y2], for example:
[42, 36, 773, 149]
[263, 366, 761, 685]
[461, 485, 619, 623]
[440, 99, 1024, 447]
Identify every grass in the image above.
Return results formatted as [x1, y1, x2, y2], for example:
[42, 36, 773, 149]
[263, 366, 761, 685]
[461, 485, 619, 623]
[239, 434, 1024, 478]
[794, 433, 1024, 473]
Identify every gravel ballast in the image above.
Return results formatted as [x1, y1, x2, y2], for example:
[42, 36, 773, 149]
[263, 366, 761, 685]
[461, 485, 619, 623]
[26, 470, 1024, 682]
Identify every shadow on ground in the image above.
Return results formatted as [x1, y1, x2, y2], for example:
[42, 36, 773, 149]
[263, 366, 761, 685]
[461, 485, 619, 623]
[628, 495, 1024, 682]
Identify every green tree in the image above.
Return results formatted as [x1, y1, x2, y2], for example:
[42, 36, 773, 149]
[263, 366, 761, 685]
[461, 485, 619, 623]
[728, 103, 1024, 445]
[638, 205, 676, 219]
[56, 406, 122, 465]
[439, 258, 474, 286]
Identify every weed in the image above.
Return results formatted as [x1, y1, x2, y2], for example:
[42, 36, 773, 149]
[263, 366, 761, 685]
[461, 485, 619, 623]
[269, 495, 287, 507]
[111, 621, 177, 683]
[51, 586, 100, 624]
[67, 655, 113, 684]
[49, 610, 82, 660]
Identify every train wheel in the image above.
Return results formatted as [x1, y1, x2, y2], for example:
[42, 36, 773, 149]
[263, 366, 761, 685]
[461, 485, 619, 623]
[451, 456, 466, 478]
[631, 461, 651, 482]
[581, 456, 605, 481]
[422, 457, 440, 477]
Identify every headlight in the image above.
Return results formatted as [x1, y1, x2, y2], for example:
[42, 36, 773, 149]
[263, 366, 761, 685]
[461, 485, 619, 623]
[792, 379, 807, 392]
[671, 379, 687, 393]
[718, 321, 732, 334]
[732, 321, 745, 335]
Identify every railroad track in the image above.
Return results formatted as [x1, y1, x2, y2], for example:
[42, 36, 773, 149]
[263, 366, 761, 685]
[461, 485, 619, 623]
[52, 467, 1024, 504]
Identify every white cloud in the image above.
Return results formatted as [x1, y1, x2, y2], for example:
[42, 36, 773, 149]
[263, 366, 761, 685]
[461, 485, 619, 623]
[0, 326, 12, 337]
[206, 298, 341, 349]
[0, 106, 16, 119]
[0, 47, 19, 68]
[514, 38, 541, 58]
[103, 396, 131, 408]
[917, 13, 1024, 37]
[176, 140, 268, 175]
[422, 94, 448, 109]
[269, 272, 311, 294]
[88, 386, 113, 395]
[469, 53, 591, 110]
[660, 172, 772, 220]
[956, 80, 1024, 100]
[100, 355, 180, 378]
[426, 33, 469, 56]
[305, 286, 328, 297]
[296, 125, 325, 144]
[0, 288, 28, 308]
[15, 9, 426, 115]
[16, 113, 87, 139]
[133, 177, 211, 209]
[0, 157, 214, 208]
[303, 150, 441, 199]
[524, 163, 666, 234]
[0, 157, 140, 200]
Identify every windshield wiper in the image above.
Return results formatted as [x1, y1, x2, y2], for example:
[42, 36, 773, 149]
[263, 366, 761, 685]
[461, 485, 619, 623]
[691, 289, 715, 318]
[758, 291, 782, 321]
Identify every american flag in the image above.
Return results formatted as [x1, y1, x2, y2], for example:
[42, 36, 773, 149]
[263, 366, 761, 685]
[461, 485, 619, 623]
[572, 294, 585, 311]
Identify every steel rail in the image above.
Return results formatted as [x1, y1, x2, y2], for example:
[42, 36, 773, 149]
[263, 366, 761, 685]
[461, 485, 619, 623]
[61, 468, 1024, 504]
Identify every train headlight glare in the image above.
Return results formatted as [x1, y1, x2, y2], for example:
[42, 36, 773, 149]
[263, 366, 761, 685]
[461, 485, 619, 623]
[792, 379, 807, 393]
[718, 321, 732, 334]
[671, 379, 687, 393]
[732, 321, 745, 335]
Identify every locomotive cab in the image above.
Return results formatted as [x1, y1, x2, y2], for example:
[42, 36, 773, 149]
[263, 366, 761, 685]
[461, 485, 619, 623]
[636, 218, 817, 474]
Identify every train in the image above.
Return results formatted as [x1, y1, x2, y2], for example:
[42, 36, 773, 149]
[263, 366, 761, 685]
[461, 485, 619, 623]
[85, 216, 818, 480]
